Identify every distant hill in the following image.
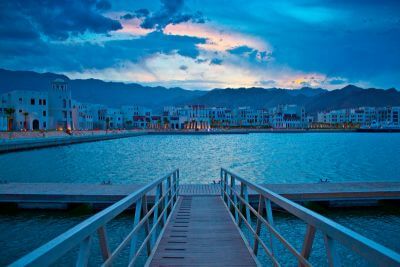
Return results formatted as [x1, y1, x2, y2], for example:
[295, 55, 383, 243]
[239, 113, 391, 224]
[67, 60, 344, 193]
[0, 69, 206, 109]
[0, 69, 399, 113]
[306, 85, 400, 113]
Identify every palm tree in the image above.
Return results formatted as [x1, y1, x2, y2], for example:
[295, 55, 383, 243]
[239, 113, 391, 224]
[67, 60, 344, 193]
[125, 120, 132, 129]
[4, 108, 15, 131]
[105, 117, 110, 132]
[163, 117, 169, 129]
[23, 112, 29, 130]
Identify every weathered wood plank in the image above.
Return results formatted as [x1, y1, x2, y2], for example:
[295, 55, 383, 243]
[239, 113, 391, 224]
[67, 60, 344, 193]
[148, 196, 257, 266]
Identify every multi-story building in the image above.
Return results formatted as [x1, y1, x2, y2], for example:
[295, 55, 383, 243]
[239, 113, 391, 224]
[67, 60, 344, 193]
[0, 90, 49, 130]
[270, 105, 306, 128]
[0, 100, 9, 131]
[317, 107, 400, 128]
[48, 79, 73, 130]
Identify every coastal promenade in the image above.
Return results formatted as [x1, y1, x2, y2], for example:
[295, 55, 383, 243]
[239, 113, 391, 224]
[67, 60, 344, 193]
[0, 130, 148, 153]
[1, 181, 399, 210]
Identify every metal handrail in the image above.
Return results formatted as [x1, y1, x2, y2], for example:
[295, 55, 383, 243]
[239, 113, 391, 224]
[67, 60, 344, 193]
[11, 169, 180, 267]
[220, 168, 400, 267]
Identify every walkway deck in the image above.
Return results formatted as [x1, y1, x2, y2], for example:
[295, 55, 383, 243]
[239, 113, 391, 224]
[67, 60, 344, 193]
[148, 196, 257, 266]
[1, 182, 399, 207]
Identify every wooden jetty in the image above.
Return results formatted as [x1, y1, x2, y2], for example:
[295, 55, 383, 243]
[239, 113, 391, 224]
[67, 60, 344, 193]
[147, 196, 258, 266]
[1, 181, 400, 210]
[9, 169, 400, 266]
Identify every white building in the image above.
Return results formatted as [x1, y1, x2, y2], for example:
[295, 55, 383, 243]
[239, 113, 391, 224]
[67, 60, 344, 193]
[72, 101, 97, 130]
[0, 90, 49, 130]
[102, 108, 124, 129]
[48, 79, 73, 130]
[317, 107, 400, 128]
[122, 106, 152, 129]
[0, 100, 9, 131]
[270, 105, 306, 128]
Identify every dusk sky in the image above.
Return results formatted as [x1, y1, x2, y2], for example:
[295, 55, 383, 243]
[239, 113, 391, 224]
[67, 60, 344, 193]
[0, 0, 399, 90]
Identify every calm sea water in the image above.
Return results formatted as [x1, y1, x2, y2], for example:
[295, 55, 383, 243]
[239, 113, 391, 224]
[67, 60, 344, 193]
[1, 133, 400, 184]
[0, 133, 400, 265]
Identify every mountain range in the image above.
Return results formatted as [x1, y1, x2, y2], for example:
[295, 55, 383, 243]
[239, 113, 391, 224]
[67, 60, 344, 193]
[0, 68, 399, 114]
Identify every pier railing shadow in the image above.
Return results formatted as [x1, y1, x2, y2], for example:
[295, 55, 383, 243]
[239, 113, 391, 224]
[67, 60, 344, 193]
[220, 168, 400, 267]
[11, 169, 180, 267]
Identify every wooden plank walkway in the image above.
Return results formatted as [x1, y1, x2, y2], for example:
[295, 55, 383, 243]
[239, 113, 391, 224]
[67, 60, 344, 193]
[147, 196, 257, 266]
[179, 184, 220, 195]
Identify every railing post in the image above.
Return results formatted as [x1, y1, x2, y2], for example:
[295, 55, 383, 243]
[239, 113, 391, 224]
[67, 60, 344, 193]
[176, 169, 180, 195]
[129, 197, 142, 260]
[265, 198, 276, 256]
[243, 184, 251, 222]
[169, 175, 173, 206]
[97, 226, 111, 262]
[163, 178, 170, 224]
[151, 183, 162, 247]
[324, 234, 341, 267]
[300, 224, 316, 267]
[253, 194, 265, 255]
[223, 171, 228, 204]
[227, 174, 232, 209]
[220, 169, 224, 198]
[76, 235, 92, 267]
[141, 195, 152, 256]
[231, 176, 239, 223]
[239, 182, 244, 226]
[173, 172, 177, 203]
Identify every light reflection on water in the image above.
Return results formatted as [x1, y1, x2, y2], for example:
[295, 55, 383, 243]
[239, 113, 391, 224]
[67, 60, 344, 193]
[0, 133, 399, 265]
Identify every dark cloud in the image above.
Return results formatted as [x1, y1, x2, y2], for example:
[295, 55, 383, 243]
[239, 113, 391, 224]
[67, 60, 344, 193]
[96, 0, 111, 11]
[227, 45, 271, 62]
[179, 65, 188, 71]
[0, 31, 206, 72]
[121, 9, 150, 20]
[195, 58, 208, 64]
[210, 58, 223, 65]
[0, 0, 121, 41]
[227, 45, 254, 55]
[139, 0, 205, 30]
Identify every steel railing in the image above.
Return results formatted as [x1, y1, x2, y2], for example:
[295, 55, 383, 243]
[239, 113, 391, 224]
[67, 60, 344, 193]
[11, 169, 180, 267]
[220, 168, 400, 267]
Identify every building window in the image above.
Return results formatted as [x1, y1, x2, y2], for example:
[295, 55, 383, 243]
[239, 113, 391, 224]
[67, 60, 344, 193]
[31, 98, 35, 105]
[39, 99, 42, 105]
[43, 111, 46, 116]
[43, 122, 46, 128]
[43, 99, 46, 105]
[19, 109, 22, 113]
[19, 97, 22, 103]
[63, 99, 66, 108]
[63, 111, 67, 118]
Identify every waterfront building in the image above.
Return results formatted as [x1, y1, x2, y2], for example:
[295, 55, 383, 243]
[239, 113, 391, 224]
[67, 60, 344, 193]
[122, 105, 152, 129]
[0, 100, 9, 131]
[317, 107, 400, 128]
[103, 108, 124, 129]
[0, 90, 49, 131]
[71, 101, 98, 130]
[48, 79, 73, 130]
[270, 105, 307, 128]
[208, 107, 233, 127]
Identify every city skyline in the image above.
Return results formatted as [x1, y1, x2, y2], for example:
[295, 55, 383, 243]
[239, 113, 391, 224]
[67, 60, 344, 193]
[1, 0, 399, 90]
